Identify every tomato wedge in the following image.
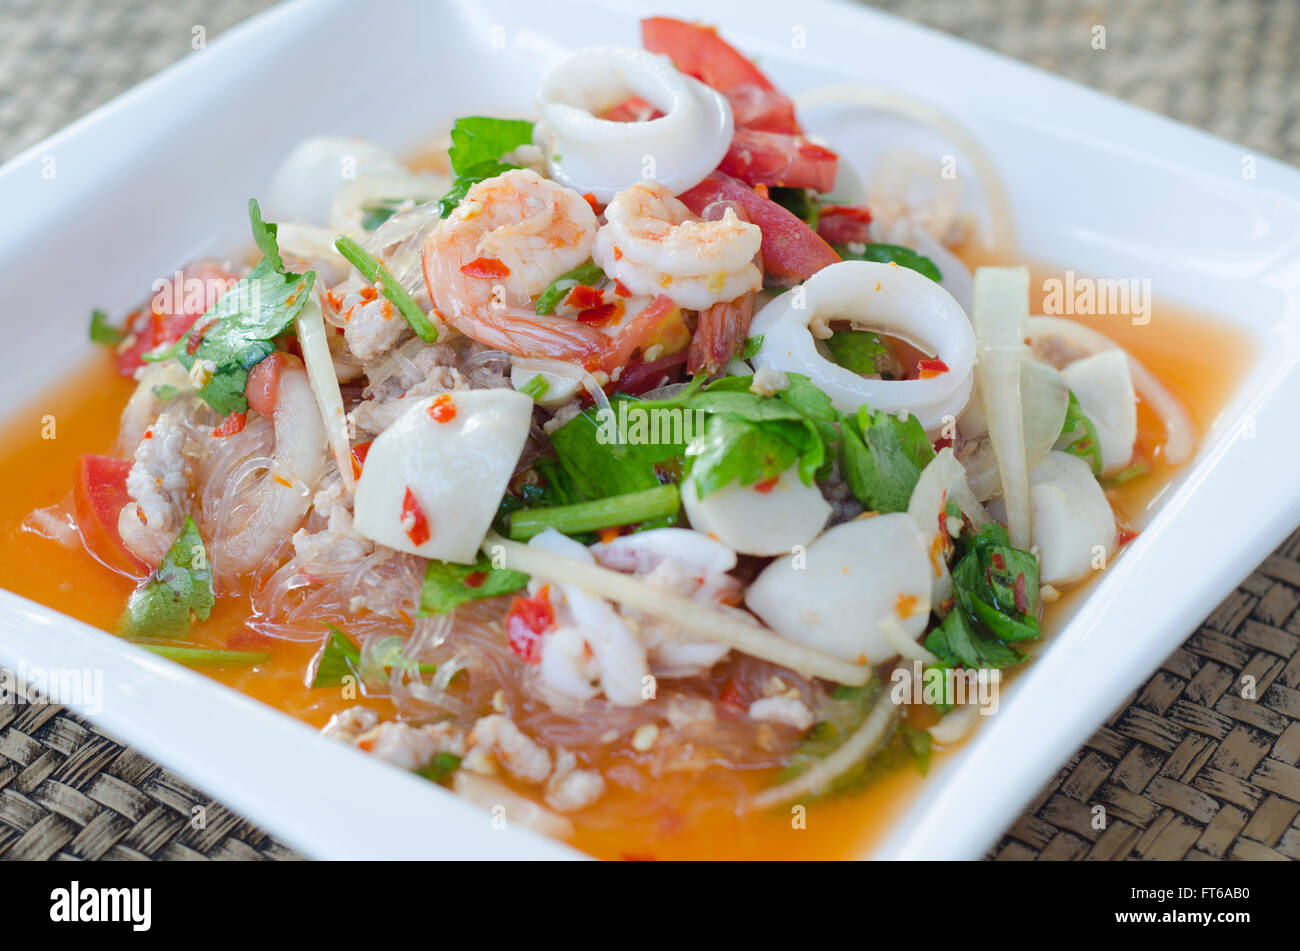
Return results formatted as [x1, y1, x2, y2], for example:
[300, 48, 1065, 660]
[114, 263, 241, 377]
[816, 204, 874, 245]
[601, 295, 691, 374]
[641, 17, 800, 133]
[718, 129, 838, 193]
[678, 174, 840, 282]
[73, 454, 148, 575]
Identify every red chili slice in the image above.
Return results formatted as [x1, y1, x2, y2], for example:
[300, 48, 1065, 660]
[506, 587, 554, 663]
[402, 487, 430, 547]
[427, 393, 457, 423]
[460, 257, 511, 279]
[211, 411, 247, 438]
[565, 285, 605, 310]
[918, 359, 950, 380]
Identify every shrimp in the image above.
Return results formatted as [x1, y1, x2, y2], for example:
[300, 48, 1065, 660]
[685, 198, 762, 374]
[593, 180, 762, 311]
[421, 168, 609, 364]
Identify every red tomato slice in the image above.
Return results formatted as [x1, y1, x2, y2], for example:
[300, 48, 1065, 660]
[816, 204, 874, 245]
[678, 174, 840, 282]
[73, 454, 149, 575]
[642, 17, 800, 133]
[718, 129, 839, 193]
[601, 295, 690, 374]
[114, 263, 241, 377]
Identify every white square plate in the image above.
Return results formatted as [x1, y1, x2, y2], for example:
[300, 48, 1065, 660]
[1, 0, 1298, 860]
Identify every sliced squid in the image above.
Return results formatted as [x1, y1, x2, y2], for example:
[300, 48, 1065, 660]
[265, 136, 407, 226]
[748, 260, 976, 431]
[1028, 451, 1116, 586]
[1060, 351, 1138, 476]
[681, 463, 830, 557]
[745, 512, 932, 664]
[352, 389, 533, 563]
[528, 529, 649, 707]
[534, 45, 733, 201]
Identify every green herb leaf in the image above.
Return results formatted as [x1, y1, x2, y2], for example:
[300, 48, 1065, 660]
[309, 627, 361, 688]
[1058, 390, 1103, 476]
[688, 414, 806, 498]
[768, 186, 821, 228]
[437, 118, 536, 219]
[839, 406, 935, 512]
[924, 522, 1041, 680]
[416, 752, 462, 785]
[119, 516, 214, 639]
[419, 554, 529, 616]
[834, 242, 942, 283]
[741, 335, 764, 360]
[824, 329, 888, 375]
[535, 260, 606, 315]
[447, 117, 535, 176]
[147, 200, 315, 415]
[438, 159, 520, 218]
[359, 198, 415, 231]
[334, 234, 438, 342]
[548, 397, 688, 499]
[89, 309, 124, 345]
[151, 383, 180, 403]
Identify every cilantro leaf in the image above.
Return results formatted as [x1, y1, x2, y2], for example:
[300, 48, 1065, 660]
[547, 396, 687, 500]
[420, 554, 529, 616]
[148, 199, 314, 416]
[839, 406, 935, 512]
[89, 309, 124, 345]
[309, 627, 361, 688]
[119, 516, 214, 639]
[924, 522, 1041, 683]
[687, 414, 805, 498]
[824, 330, 888, 375]
[1058, 390, 1103, 476]
[834, 243, 942, 283]
[447, 117, 535, 176]
[438, 159, 519, 218]
[437, 118, 535, 219]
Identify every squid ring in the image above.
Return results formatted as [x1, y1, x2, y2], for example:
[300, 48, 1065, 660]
[749, 260, 975, 431]
[535, 45, 733, 202]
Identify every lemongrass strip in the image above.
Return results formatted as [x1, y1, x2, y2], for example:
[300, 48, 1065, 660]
[482, 532, 871, 685]
[749, 689, 898, 811]
[795, 84, 1016, 258]
[296, 299, 355, 492]
[972, 267, 1032, 549]
[1027, 315, 1195, 465]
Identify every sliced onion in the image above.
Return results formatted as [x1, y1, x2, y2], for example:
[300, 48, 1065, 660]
[1027, 315, 1195, 465]
[295, 298, 354, 492]
[482, 533, 871, 686]
[972, 267, 1032, 549]
[928, 702, 982, 744]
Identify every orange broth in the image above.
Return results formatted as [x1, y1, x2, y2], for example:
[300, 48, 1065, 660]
[0, 261, 1252, 859]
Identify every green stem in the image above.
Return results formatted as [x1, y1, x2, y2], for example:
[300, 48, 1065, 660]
[506, 484, 680, 540]
[138, 645, 269, 667]
[334, 235, 438, 342]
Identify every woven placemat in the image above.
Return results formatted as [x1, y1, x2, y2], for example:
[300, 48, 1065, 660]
[0, 0, 1296, 861]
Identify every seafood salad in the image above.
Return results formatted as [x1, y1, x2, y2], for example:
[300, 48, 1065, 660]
[29, 17, 1198, 858]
